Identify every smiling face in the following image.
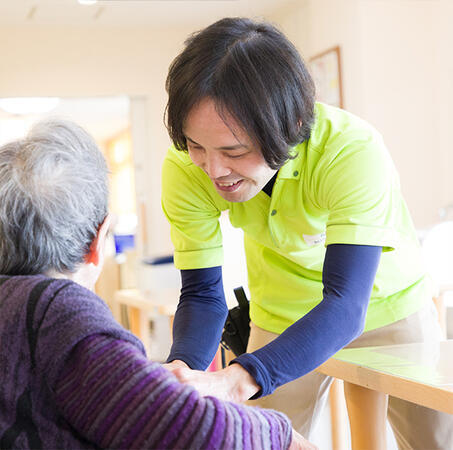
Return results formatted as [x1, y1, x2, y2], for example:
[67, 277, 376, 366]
[184, 98, 277, 203]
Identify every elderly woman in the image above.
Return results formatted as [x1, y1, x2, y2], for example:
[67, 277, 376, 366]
[0, 120, 313, 449]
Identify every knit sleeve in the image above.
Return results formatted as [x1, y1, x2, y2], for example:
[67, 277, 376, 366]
[55, 334, 292, 450]
[233, 244, 382, 397]
[167, 266, 228, 370]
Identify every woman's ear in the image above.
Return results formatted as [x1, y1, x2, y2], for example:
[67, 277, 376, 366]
[84, 214, 112, 266]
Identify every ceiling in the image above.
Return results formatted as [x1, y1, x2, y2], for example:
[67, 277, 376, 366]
[0, 0, 297, 27]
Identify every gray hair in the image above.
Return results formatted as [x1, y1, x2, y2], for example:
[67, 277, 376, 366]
[0, 119, 108, 275]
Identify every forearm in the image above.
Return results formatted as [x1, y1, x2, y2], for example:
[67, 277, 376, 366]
[234, 244, 382, 398]
[234, 297, 367, 397]
[169, 302, 227, 369]
[167, 266, 228, 369]
[56, 334, 292, 450]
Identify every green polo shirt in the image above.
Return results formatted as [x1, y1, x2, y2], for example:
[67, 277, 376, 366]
[162, 102, 429, 334]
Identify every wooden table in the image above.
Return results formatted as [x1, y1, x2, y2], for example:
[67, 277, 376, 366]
[317, 340, 453, 449]
[317, 340, 453, 414]
[113, 289, 177, 359]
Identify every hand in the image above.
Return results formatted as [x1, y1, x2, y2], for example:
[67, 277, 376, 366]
[162, 359, 189, 373]
[289, 429, 318, 450]
[171, 363, 260, 403]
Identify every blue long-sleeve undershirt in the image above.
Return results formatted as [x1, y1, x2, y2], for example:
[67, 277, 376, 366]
[234, 243, 381, 397]
[167, 244, 382, 398]
[167, 266, 228, 369]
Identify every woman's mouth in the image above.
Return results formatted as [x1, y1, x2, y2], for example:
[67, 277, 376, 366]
[215, 179, 243, 192]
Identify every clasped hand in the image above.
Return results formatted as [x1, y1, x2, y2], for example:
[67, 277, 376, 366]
[163, 359, 260, 403]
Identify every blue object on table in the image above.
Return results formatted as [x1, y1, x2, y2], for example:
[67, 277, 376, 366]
[142, 255, 174, 265]
[113, 234, 135, 255]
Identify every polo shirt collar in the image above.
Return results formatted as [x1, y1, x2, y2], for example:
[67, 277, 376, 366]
[276, 143, 305, 180]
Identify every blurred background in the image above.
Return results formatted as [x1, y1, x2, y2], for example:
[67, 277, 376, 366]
[1, 1, 452, 447]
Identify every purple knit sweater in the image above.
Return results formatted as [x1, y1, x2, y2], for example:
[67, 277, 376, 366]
[0, 275, 292, 449]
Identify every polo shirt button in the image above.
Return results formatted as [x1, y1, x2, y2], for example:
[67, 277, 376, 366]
[293, 170, 299, 177]
[271, 209, 277, 216]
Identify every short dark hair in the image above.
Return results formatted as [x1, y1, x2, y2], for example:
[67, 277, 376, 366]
[165, 17, 315, 169]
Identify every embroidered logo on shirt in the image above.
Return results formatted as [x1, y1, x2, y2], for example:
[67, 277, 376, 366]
[303, 232, 326, 246]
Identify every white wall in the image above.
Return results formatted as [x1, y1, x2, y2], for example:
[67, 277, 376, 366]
[0, 24, 188, 256]
[274, 0, 453, 229]
[1, 2, 451, 257]
[358, 1, 441, 228]
[437, 0, 453, 213]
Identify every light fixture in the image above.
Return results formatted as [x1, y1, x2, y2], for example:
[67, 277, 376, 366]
[0, 97, 60, 115]
[78, 0, 98, 5]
